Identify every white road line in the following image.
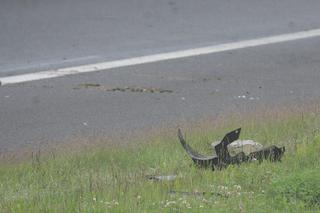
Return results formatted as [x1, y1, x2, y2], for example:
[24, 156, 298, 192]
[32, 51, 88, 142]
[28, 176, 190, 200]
[1, 28, 320, 85]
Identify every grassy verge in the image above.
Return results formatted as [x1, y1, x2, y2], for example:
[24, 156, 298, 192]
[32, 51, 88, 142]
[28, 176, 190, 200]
[0, 106, 320, 212]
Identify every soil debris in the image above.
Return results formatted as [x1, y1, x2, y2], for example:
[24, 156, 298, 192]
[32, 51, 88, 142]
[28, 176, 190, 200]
[106, 86, 173, 93]
[74, 83, 101, 89]
[74, 83, 173, 94]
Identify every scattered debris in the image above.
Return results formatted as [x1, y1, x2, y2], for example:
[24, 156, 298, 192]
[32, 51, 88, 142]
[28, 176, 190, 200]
[146, 175, 177, 181]
[238, 95, 247, 99]
[75, 83, 101, 89]
[106, 86, 173, 94]
[235, 95, 260, 100]
[178, 128, 285, 170]
[74, 84, 173, 94]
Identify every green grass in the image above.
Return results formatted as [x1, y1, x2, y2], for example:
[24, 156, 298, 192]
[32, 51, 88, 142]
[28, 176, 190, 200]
[0, 109, 320, 212]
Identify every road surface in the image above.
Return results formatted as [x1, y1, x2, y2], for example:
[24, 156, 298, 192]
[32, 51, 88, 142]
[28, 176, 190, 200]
[0, 0, 320, 151]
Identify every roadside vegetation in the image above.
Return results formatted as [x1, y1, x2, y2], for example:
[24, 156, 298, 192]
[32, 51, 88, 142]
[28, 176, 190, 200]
[0, 105, 319, 212]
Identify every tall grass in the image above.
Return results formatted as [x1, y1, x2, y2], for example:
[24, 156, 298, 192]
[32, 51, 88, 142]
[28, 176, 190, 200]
[0, 107, 319, 212]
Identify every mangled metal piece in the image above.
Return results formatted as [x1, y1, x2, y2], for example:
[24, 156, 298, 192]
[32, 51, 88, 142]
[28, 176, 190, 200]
[178, 128, 285, 170]
[178, 129, 219, 170]
[248, 145, 285, 162]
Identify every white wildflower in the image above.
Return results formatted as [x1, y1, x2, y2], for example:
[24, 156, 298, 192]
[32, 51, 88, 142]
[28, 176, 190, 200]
[234, 185, 241, 191]
[202, 198, 208, 203]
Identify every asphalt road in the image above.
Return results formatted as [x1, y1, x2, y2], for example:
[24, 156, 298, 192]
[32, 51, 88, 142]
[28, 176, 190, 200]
[1, 0, 320, 75]
[0, 1, 320, 151]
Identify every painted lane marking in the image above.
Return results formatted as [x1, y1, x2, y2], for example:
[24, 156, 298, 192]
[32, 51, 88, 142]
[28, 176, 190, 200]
[1, 28, 320, 85]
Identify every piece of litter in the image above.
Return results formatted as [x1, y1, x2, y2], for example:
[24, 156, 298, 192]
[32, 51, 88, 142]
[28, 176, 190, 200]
[237, 95, 246, 99]
[181, 97, 186, 101]
[147, 175, 177, 181]
[178, 128, 285, 170]
[4, 95, 10, 98]
[83, 122, 88, 126]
